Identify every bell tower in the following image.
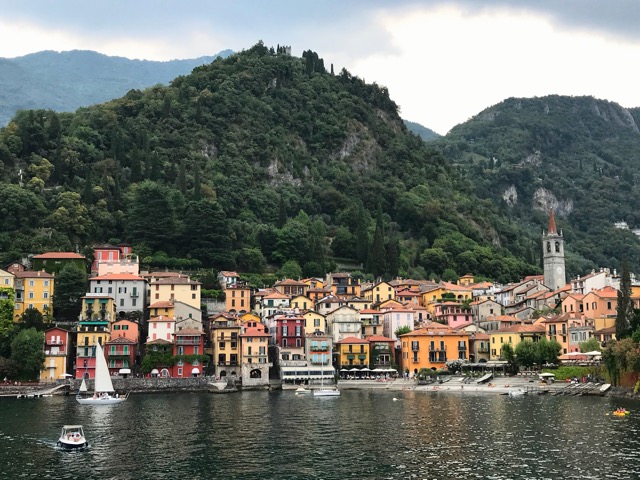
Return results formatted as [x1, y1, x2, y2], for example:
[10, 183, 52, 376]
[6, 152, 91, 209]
[542, 210, 566, 290]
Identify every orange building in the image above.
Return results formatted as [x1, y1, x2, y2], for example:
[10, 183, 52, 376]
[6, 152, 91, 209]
[400, 323, 469, 376]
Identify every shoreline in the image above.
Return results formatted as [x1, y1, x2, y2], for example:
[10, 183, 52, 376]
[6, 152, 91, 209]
[2, 376, 634, 399]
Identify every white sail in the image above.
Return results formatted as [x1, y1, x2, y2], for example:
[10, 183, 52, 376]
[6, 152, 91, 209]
[79, 378, 88, 392]
[93, 342, 115, 393]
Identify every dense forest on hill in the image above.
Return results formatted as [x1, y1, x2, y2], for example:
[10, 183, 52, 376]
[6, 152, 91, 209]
[0, 49, 233, 127]
[0, 42, 539, 284]
[434, 95, 640, 275]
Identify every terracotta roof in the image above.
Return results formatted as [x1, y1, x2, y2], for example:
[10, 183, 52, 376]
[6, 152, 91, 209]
[469, 333, 490, 340]
[175, 328, 203, 336]
[14, 270, 54, 278]
[106, 336, 136, 345]
[149, 301, 174, 309]
[150, 276, 200, 285]
[33, 252, 85, 259]
[358, 309, 380, 314]
[493, 324, 545, 334]
[241, 322, 270, 337]
[220, 271, 239, 277]
[592, 286, 619, 298]
[542, 313, 572, 324]
[336, 336, 369, 344]
[274, 278, 308, 286]
[263, 291, 289, 300]
[366, 335, 395, 342]
[91, 273, 144, 281]
[149, 315, 175, 322]
[144, 271, 183, 278]
[146, 338, 173, 345]
[595, 326, 616, 334]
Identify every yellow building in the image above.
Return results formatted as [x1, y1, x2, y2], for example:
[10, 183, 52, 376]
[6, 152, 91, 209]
[75, 295, 116, 378]
[362, 281, 395, 303]
[0, 268, 14, 289]
[210, 314, 242, 378]
[13, 270, 54, 321]
[40, 327, 72, 381]
[336, 336, 370, 368]
[148, 301, 175, 319]
[291, 295, 314, 311]
[303, 310, 327, 334]
[148, 274, 201, 311]
[400, 323, 469, 375]
[489, 323, 546, 360]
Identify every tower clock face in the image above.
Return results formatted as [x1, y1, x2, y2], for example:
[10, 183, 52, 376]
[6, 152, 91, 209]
[556, 267, 563, 274]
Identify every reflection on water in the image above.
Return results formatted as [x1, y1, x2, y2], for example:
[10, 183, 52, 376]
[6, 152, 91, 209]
[0, 391, 639, 479]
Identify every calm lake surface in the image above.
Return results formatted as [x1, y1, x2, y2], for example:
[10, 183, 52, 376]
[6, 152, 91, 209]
[1, 390, 638, 479]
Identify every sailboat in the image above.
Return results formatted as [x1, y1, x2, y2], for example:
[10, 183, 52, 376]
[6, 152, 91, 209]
[313, 354, 340, 397]
[76, 341, 129, 405]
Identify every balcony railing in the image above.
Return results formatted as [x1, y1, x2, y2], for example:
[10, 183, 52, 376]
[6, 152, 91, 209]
[217, 361, 239, 367]
[429, 346, 447, 351]
[280, 360, 307, 367]
[310, 360, 331, 365]
[46, 339, 63, 345]
[175, 338, 201, 345]
[310, 346, 329, 352]
[411, 357, 420, 363]
[217, 335, 239, 341]
[412, 346, 419, 351]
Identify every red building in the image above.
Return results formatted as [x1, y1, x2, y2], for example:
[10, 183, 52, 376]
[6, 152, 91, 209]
[274, 315, 305, 348]
[172, 328, 204, 378]
[105, 336, 137, 377]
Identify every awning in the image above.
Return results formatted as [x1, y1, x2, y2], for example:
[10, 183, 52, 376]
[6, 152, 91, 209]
[191, 367, 200, 374]
[151, 369, 159, 375]
[119, 368, 131, 375]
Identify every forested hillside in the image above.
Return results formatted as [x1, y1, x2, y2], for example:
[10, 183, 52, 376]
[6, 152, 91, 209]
[0, 49, 233, 126]
[0, 42, 537, 284]
[434, 95, 640, 276]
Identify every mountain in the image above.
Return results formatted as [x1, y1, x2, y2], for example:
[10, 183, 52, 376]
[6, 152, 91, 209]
[403, 120, 440, 141]
[433, 95, 640, 276]
[0, 49, 233, 126]
[0, 42, 536, 284]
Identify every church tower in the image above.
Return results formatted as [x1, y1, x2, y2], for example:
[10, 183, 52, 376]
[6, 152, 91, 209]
[542, 210, 566, 290]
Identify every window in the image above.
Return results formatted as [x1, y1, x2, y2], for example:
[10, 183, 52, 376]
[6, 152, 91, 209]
[132, 299, 136, 307]
[555, 241, 560, 253]
[43, 292, 48, 299]
[178, 367, 183, 376]
[192, 294, 196, 299]
[29, 280, 34, 287]
[28, 292, 34, 299]
[114, 325, 121, 330]
[120, 299, 124, 306]
[44, 280, 49, 287]
[194, 346, 199, 355]
[178, 346, 184, 355]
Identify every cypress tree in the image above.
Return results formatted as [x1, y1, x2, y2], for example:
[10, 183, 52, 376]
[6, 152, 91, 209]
[355, 201, 369, 265]
[616, 259, 634, 339]
[367, 203, 386, 278]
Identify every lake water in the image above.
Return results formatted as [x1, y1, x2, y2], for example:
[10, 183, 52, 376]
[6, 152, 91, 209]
[0, 390, 638, 479]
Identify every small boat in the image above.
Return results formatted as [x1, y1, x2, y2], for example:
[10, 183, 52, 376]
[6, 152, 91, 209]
[76, 342, 129, 405]
[57, 425, 88, 450]
[295, 387, 310, 395]
[508, 388, 527, 398]
[612, 408, 630, 417]
[313, 389, 341, 397]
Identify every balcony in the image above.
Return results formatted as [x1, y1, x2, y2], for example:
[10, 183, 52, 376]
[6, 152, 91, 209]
[429, 346, 447, 351]
[107, 350, 130, 357]
[175, 338, 201, 345]
[280, 360, 307, 367]
[310, 346, 329, 352]
[217, 361, 239, 367]
[217, 335, 238, 341]
[46, 339, 63, 345]
[130, 291, 139, 298]
[411, 357, 420, 363]
[45, 349, 67, 356]
[310, 359, 331, 365]
[477, 347, 489, 353]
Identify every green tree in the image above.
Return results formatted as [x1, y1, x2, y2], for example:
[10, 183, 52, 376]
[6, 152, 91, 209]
[277, 260, 302, 279]
[52, 264, 87, 322]
[616, 259, 634, 339]
[20, 308, 45, 331]
[125, 181, 180, 252]
[515, 340, 537, 368]
[237, 247, 266, 273]
[183, 199, 235, 269]
[355, 201, 369, 265]
[394, 325, 412, 340]
[367, 203, 386, 278]
[11, 328, 45, 380]
[578, 337, 601, 353]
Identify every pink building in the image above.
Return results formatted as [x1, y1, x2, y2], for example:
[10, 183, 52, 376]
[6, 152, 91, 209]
[434, 302, 474, 329]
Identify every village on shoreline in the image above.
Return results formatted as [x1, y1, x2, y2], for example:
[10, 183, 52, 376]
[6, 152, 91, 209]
[1, 211, 635, 395]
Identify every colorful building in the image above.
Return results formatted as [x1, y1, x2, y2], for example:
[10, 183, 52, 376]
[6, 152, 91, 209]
[13, 270, 54, 321]
[336, 336, 370, 369]
[240, 321, 271, 388]
[40, 327, 72, 381]
[210, 314, 242, 379]
[489, 323, 546, 360]
[400, 323, 469, 375]
[32, 252, 87, 275]
[225, 284, 251, 314]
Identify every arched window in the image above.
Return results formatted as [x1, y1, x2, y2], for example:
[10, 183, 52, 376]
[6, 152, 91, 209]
[547, 242, 551, 253]
[555, 241, 560, 253]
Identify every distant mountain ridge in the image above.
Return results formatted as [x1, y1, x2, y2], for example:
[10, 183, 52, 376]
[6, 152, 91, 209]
[0, 49, 233, 126]
[403, 120, 440, 141]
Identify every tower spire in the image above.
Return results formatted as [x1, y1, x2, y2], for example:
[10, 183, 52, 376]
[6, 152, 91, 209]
[548, 209, 557, 234]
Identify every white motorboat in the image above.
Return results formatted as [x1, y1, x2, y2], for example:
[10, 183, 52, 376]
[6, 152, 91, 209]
[295, 387, 310, 395]
[76, 342, 129, 405]
[57, 425, 88, 450]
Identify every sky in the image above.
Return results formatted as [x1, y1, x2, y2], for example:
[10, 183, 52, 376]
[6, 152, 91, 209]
[1, 0, 639, 135]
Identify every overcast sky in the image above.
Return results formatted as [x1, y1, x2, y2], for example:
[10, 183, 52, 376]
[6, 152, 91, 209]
[1, 0, 639, 134]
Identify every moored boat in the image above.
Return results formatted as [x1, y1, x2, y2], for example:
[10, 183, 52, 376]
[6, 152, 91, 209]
[76, 342, 129, 405]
